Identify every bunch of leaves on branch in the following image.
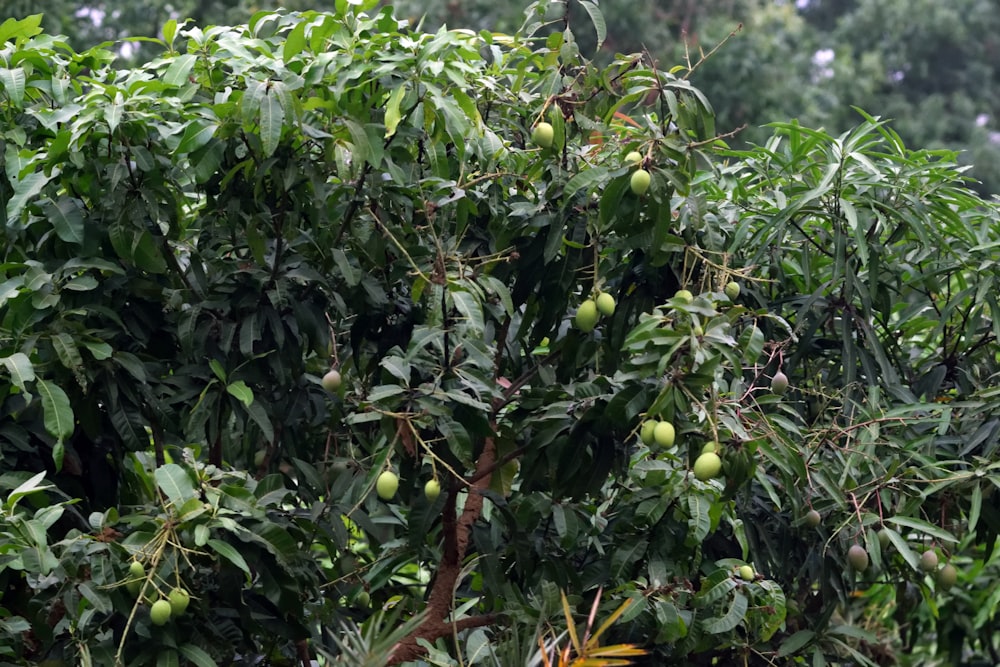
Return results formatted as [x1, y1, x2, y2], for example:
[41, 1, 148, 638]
[2, 0, 1000, 665]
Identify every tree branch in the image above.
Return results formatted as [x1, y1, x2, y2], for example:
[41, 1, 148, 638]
[387, 436, 498, 664]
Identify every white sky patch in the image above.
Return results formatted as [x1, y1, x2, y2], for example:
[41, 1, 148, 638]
[75, 6, 106, 27]
[976, 113, 990, 127]
[811, 48, 835, 80]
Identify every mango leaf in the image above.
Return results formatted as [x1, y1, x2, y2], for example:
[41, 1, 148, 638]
[283, 19, 307, 61]
[259, 85, 284, 157]
[383, 84, 406, 138]
[0, 67, 26, 107]
[162, 18, 177, 48]
[562, 166, 609, 202]
[156, 649, 179, 667]
[242, 398, 275, 443]
[778, 630, 816, 657]
[155, 463, 198, 509]
[610, 538, 647, 579]
[693, 575, 737, 608]
[886, 516, 957, 543]
[969, 483, 982, 534]
[883, 528, 920, 571]
[81, 339, 113, 360]
[78, 581, 113, 613]
[577, 0, 606, 50]
[0, 15, 44, 44]
[0, 276, 23, 308]
[52, 333, 84, 374]
[207, 538, 252, 580]
[178, 645, 218, 667]
[4, 471, 50, 510]
[176, 121, 218, 154]
[36, 378, 74, 441]
[52, 440, 65, 472]
[226, 380, 253, 406]
[6, 170, 52, 223]
[701, 591, 748, 634]
[163, 53, 196, 87]
[105, 91, 124, 134]
[450, 288, 484, 333]
[244, 523, 298, 566]
[1, 352, 34, 389]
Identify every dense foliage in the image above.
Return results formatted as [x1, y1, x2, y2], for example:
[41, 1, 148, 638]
[21, 0, 1000, 193]
[2, 2, 1000, 665]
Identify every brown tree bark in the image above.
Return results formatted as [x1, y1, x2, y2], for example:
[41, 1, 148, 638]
[386, 436, 499, 664]
[386, 317, 513, 665]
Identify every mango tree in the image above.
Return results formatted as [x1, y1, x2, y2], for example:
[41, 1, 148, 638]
[1, 2, 999, 665]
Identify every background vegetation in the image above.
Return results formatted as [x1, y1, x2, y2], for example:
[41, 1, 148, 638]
[12, 0, 1000, 193]
[2, 1, 1000, 665]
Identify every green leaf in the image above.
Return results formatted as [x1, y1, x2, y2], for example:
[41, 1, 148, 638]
[155, 464, 198, 509]
[0, 616, 31, 633]
[63, 275, 98, 291]
[577, 1, 606, 50]
[208, 359, 226, 382]
[778, 630, 816, 657]
[113, 352, 147, 381]
[242, 398, 275, 443]
[1, 352, 35, 390]
[246, 523, 298, 566]
[176, 121, 218, 154]
[701, 591, 747, 634]
[163, 53, 196, 87]
[162, 18, 177, 48]
[283, 20, 308, 61]
[693, 575, 737, 608]
[332, 248, 360, 286]
[5, 471, 50, 510]
[0, 276, 23, 308]
[383, 84, 406, 139]
[0, 15, 44, 44]
[886, 516, 957, 543]
[52, 440, 65, 472]
[156, 649, 180, 667]
[81, 340, 113, 360]
[562, 166, 609, 202]
[207, 538, 252, 580]
[52, 333, 84, 373]
[241, 79, 267, 127]
[367, 384, 406, 403]
[178, 645, 218, 667]
[883, 528, 919, 571]
[132, 230, 168, 274]
[6, 171, 52, 224]
[226, 380, 254, 406]
[828, 624, 878, 642]
[344, 118, 374, 168]
[105, 91, 124, 134]
[0, 67, 26, 107]
[610, 538, 647, 579]
[450, 287, 484, 333]
[36, 378, 74, 441]
[687, 494, 711, 543]
[969, 483, 982, 535]
[78, 581, 113, 613]
[259, 85, 285, 158]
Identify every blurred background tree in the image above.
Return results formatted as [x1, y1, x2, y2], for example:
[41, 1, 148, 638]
[9, 0, 1000, 181]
